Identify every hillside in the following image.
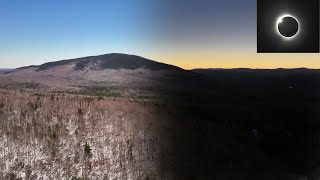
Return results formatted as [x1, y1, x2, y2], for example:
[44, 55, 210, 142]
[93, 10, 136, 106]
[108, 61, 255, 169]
[0, 68, 12, 73]
[0, 53, 197, 101]
[11, 53, 181, 72]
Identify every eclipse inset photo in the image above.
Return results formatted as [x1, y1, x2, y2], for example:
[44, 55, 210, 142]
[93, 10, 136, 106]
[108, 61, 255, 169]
[257, 0, 319, 53]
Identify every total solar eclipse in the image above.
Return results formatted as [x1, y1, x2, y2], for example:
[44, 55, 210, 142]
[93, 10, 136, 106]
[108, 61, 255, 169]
[277, 15, 299, 38]
[257, 0, 319, 53]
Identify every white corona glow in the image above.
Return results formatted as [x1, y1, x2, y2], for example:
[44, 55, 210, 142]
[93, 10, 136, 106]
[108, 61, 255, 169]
[276, 14, 300, 40]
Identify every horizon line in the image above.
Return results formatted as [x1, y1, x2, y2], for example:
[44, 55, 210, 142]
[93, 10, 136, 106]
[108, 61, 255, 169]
[2, 53, 320, 71]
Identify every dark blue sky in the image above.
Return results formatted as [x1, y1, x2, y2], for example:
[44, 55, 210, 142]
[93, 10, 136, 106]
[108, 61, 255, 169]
[3, 0, 308, 69]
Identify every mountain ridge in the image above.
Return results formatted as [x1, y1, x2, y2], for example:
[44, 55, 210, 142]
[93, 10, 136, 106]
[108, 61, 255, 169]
[10, 53, 183, 73]
[0, 53, 197, 100]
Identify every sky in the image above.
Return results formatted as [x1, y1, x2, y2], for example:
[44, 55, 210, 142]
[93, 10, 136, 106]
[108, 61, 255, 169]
[0, 0, 319, 69]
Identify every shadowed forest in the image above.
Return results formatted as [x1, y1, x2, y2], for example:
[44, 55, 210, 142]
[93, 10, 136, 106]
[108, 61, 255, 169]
[1, 58, 320, 179]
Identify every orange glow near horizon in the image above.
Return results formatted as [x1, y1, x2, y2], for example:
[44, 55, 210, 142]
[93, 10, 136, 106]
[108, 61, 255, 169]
[3, 51, 320, 70]
[147, 52, 320, 70]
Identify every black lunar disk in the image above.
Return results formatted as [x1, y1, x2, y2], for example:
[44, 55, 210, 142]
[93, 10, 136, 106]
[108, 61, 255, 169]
[277, 17, 299, 37]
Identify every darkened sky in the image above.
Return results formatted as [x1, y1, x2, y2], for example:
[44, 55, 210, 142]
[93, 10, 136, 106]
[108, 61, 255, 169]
[149, 0, 256, 48]
[1, 0, 319, 69]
